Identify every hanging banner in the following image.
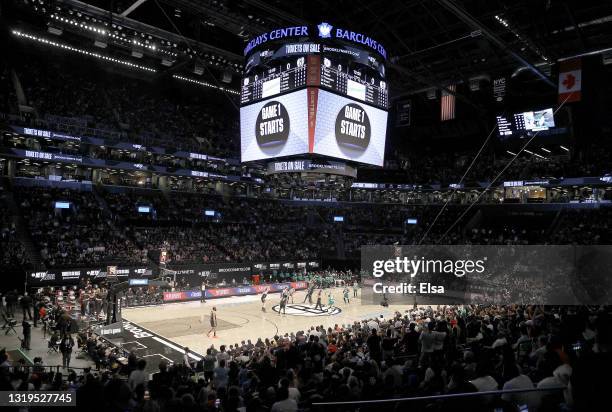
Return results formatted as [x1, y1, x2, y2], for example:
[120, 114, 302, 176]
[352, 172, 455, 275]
[558, 58, 582, 103]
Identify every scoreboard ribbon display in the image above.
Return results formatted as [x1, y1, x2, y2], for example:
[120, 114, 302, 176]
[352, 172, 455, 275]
[243, 24, 387, 60]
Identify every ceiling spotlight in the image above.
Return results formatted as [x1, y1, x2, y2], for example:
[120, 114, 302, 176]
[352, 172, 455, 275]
[48, 26, 63, 36]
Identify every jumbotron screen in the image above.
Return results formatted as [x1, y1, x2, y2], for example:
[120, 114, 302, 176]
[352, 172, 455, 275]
[497, 108, 556, 138]
[312, 90, 387, 166]
[241, 89, 387, 165]
[241, 41, 387, 109]
[241, 89, 309, 161]
[240, 23, 388, 166]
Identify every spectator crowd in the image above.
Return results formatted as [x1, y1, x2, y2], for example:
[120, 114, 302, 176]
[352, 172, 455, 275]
[1, 301, 610, 412]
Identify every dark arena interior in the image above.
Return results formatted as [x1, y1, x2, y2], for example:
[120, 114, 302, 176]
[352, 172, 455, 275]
[1, 0, 612, 411]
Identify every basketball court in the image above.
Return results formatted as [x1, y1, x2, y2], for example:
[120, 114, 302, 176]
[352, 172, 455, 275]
[119, 288, 403, 364]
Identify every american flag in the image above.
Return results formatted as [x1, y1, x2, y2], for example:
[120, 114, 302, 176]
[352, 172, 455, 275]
[441, 84, 456, 121]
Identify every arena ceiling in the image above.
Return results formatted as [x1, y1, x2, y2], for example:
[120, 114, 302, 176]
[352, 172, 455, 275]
[7, 0, 612, 99]
[76, 1, 612, 92]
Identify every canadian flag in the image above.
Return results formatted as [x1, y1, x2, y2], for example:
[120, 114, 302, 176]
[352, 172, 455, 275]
[558, 58, 581, 103]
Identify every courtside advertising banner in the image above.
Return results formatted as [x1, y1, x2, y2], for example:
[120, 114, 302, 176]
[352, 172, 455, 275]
[28, 266, 153, 285]
[166, 261, 318, 286]
[162, 282, 307, 302]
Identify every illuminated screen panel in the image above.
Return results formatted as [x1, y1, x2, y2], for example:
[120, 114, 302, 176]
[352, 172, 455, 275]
[261, 77, 281, 98]
[240, 89, 309, 162]
[346, 79, 366, 101]
[525, 108, 555, 131]
[312, 89, 387, 166]
[320, 47, 388, 109]
[497, 107, 559, 139]
[241, 40, 388, 109]
[241, 48, 308, 105]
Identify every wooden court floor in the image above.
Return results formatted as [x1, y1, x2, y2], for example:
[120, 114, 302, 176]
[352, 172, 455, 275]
[122, 288, 405, 355]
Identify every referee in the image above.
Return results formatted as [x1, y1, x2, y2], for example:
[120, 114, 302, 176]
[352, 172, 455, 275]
[200, 281, 207, 303]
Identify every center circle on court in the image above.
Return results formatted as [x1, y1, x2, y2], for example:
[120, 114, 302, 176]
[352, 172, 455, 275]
[272, 303, 342, 316]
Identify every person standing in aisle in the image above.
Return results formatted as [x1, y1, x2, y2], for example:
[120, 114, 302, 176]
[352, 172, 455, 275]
[59, 333, 75, 368]
[353, 280, 359, 298]
[21, 320, 31, 350]
[32, 293, 41, 327]
[20, 292, 33, 321]
[6, 290, 18, 318]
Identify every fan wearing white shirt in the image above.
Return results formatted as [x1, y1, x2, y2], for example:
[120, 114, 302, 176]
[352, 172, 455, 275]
[271, 385, 297, 412]
[501, 363, 536, 410]
[183, 347, 192, 369]
[469, 361, 499, 405]
[128, 359, 147, 391]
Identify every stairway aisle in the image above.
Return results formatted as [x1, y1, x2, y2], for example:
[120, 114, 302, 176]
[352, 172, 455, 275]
[1, 184, 45, 269]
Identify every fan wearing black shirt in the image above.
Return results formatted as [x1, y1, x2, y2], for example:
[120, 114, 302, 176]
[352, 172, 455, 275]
[367, 329, 382, 363]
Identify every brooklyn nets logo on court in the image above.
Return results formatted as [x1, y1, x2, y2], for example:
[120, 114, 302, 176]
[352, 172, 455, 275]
[272, 303, 342, 316]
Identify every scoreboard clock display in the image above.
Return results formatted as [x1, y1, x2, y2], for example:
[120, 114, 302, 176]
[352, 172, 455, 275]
[319, 51, 388, 109]
[241, 36, 388, 110]
[241, 53, 307, 105]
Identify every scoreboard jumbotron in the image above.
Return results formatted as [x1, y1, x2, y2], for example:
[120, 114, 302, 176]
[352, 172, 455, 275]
[240, 23, 389, 167]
